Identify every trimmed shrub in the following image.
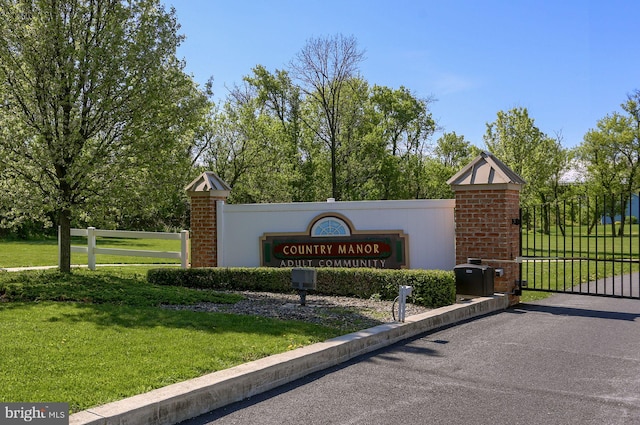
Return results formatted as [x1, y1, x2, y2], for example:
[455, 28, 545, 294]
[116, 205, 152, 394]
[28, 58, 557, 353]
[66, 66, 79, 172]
[147, 267, 456, 308]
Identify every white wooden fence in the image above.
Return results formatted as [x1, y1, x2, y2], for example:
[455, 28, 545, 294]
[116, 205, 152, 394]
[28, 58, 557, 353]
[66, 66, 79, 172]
[63, 227, 189, 270]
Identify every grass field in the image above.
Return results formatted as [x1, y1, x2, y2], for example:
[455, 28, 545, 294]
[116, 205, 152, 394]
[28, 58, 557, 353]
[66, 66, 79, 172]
[0, 255, 344, 412]
[0, 236, 182, 268]
[0, 301, 338, 412]
[522, 223, 640, 260]
[521, 223, 640, 293]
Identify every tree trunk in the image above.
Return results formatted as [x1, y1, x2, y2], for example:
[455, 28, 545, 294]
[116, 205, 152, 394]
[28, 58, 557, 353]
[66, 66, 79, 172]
[542, 204, 550, 235]
[617, 215, 626, 237]
[617, 194, 630, 237]
[587, 212, 597, 236]
[58, 208, 72, 273]
[609, 215, 616, 238]
[331, 138, 338, 200]
[555, 203, 566, 237]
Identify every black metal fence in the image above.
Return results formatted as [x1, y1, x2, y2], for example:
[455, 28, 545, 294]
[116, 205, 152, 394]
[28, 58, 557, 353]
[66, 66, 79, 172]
[520, 193, 640, 299]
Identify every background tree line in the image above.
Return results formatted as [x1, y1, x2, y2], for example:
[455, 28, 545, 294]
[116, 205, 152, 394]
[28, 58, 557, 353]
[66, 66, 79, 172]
[484, 91, 640, 236]
[195, 35, 479, 205]
[0, 1, 638, 271]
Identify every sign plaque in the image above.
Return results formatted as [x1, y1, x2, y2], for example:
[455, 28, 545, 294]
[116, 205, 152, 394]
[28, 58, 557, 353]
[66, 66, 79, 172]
[261, 213, 408, 269]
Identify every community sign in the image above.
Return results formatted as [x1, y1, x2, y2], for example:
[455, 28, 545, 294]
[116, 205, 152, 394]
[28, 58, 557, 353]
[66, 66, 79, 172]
[260, 213, 408, 269]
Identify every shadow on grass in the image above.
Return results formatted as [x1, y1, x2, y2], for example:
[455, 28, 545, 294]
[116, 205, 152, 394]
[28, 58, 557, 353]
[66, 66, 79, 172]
[0, 270, 363, 338]
[0, 269, 241, 306]
[0, 301, 343, 346]
[39, 302, 339, 338]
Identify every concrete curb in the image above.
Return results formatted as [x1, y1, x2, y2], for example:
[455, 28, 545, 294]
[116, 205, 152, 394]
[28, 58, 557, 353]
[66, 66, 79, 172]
[70, 294, 509, 425]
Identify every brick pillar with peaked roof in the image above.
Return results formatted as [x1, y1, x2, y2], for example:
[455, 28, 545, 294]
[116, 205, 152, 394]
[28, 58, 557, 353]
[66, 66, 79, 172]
[185, 172, 231, 268]
[447, 152, 525, 306]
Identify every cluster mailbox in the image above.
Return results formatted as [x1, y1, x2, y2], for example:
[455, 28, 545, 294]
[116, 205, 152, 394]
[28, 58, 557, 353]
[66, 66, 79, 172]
[454, 258, 494, 297]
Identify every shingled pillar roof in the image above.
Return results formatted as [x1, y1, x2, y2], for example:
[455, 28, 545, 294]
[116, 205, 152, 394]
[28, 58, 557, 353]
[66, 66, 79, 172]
[447, 151, 525, 189]
[185, 171, 231, 197]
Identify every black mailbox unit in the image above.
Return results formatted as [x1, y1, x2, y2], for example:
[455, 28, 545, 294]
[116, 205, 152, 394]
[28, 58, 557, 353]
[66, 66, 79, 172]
[454, 260, 494, 297]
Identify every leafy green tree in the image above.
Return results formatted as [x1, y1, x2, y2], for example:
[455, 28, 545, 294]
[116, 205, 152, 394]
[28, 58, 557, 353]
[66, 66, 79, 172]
[427, 132, 481, 198]
[200, 66, 321, 203]
[0, 0, 204, 271]
[290, 34, 365, 200]
[367, 85, 436, 199]
[333, 78, 382, 200]
[199, 36, 438, 203]
[484, 108, 563, 203]
[578, 90, 640, 236]
[484, 107, 567, 233]
[434, 131, 481, 169]
[244, 65, 322, 202]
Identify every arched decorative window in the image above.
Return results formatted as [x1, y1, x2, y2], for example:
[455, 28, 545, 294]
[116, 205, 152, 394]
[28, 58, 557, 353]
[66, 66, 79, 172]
[311, 216, 351, 237]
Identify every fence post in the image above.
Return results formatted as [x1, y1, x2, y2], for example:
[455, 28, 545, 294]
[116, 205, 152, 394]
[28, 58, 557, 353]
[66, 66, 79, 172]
[87, 227, 96, 271]
[180, 230, 189, 269]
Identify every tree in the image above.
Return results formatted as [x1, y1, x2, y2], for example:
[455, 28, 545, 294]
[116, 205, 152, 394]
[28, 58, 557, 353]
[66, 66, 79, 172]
[578, 90, 640, 236]
[426, 132, 481, 199]
[0, 0, 204, 271]
[290, 34, 365, 200]
[484, 107, 566, 233]
[484, 108, 563, 202]
[434, 131, 480, 169]
[200, 66, 320, 203]
[367, 85, 436, 199]
[198, 36, 438, 203]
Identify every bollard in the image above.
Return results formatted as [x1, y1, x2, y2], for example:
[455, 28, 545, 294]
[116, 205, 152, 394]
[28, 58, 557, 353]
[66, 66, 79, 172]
[398, 285, 413, 322]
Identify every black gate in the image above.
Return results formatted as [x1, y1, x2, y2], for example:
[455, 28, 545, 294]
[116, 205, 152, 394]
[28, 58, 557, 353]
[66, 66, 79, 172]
[520, 193, 640, 299]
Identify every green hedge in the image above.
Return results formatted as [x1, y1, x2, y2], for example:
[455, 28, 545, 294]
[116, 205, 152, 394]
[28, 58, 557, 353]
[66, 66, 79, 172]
[147, 267, 456, 308]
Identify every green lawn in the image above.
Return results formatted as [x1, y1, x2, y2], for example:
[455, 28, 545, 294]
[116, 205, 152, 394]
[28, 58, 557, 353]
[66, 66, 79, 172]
[521, 223, 639, 293]
[522, 223, 640, 260]
[0, 301, 338, 413]
[0, 236, 182, 268]
[0, 267, 344, 412]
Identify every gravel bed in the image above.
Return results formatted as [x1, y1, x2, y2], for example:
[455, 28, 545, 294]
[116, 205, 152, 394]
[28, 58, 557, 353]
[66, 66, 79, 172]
[162, 291, 432, 332]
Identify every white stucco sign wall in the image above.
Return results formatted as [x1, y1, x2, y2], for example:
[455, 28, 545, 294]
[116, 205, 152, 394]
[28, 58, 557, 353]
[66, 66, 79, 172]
[218, 199, 455, 271]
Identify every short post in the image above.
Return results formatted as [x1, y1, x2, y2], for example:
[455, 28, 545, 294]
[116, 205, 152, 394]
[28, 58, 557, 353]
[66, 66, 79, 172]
[397, 285, 413, 322]
[87, 227, 96, 271]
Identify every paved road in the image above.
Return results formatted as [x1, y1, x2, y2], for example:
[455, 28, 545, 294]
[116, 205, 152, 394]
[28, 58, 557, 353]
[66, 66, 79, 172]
[182, 294, 640, 425]
[578, 272, 640, 298]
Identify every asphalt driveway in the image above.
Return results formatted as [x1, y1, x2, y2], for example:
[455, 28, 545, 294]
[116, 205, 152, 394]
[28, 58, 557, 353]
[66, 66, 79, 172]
[181, 293, 640, 425]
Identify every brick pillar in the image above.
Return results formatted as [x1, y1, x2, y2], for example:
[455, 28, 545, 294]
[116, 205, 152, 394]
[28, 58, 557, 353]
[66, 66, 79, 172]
[452, 187, 521, 304]
[448, 152, 525, 306]
[185, 172, 231, 268]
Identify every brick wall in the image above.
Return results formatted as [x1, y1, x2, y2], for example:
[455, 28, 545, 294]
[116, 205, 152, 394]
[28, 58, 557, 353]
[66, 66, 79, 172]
[453, 186, 521, 305]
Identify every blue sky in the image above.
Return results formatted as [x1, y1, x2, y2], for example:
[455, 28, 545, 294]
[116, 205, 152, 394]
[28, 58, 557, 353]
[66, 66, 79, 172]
[164, 0, 639, 149]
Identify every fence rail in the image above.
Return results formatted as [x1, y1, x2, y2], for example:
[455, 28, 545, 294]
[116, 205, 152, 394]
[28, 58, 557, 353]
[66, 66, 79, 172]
[63, 227, 189, 270]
